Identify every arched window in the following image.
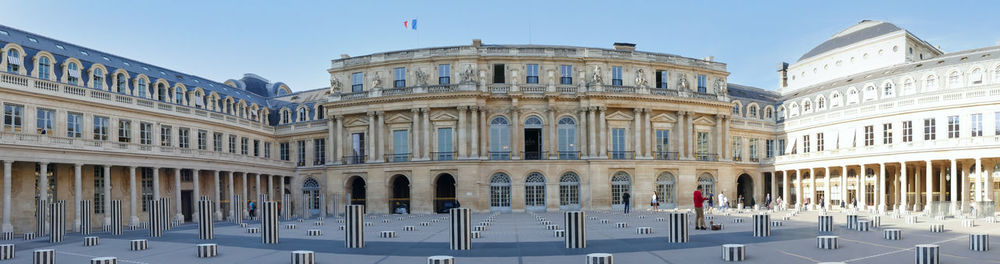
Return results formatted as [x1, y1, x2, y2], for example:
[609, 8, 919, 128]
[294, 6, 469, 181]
[948, 71, 960, 88]
[925, 75, 937, 91]
[656, 172, 676, 208]
[970, 68, 983, 85]
[137, 79, 147, 98]
[697, 173, 715, 195]
[816, 97, 825, 110]
[489, 173, 511, 212]
[748, 105, 758, 118]
[92, 68, 104, 90]
[297, 107, 308, 122]
[174, 88, 184, 103]
[903, 78, 914, 95]
[764, 107, 773, 120]
[557, 117, 577, 159]
[524, 116, 542, 128]
[316, 105, 325, 119]
[281, 109, 291, 124]
[847, 88, 859, 104]
[831, 93, 842, 108]
[611, 171, 631, 210]
[38, 57, 51, 79]
[157, 83, 167, 102]
[776, 106, 785, 121]
[863, 85, 876, 101]
[883, 82, 894, 97]
[489, 117, 511, 159]
[6, 50, 19, 73]
[116, 73, 127, 94]
[525, 172, 546, 211]
[67, 62, 79, 85]
[802, 101, 811, 112]
[994, 67, 1000, 83]
[732, 104, 740, 116]
[559, 172, 580, 210]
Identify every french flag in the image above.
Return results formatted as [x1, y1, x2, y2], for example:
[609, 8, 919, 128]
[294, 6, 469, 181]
[403, 19, 417, 30]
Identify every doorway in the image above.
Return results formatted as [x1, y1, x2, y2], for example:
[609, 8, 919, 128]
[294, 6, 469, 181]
[347, 176, 366, 207]
[390, 175, 410, 214]
[524, 116, 543, 160]
[434, 174, 457, 213]
[302, 178, 320, 218]
[181, 190, 193, 222]
[736, 174, 754, 207]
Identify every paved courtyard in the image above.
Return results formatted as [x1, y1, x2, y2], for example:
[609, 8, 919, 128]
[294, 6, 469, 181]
[2, 209, 999, 263]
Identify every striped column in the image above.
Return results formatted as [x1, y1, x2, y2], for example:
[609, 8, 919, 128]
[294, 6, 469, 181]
[818, 215, 833, 233]
[884, 229, 902, 240]
[91, 257, 116, 264]
[721, 244, 746, 261]
[753, 214, 770, 237]
[231, 195, 243, 223]
[817, 235, 839, 249]
[197, 243, 218, 258]
[915, 244, 939, 264]
[198, 199, 214, 240]
[35, 199, 48, 236]
[345, 205, 365, 248]
[845, 214, 858, 230]
[32, 249, 54, 264]
[450, 208, 471, 250]
[667, 212, 688, 243]
[970, 234, 989, 251]
[564, 211, 586, 248]
[1, 244, 13, 260]
[147, 199, 163, 237]
[158, 198, 170, 231]
[109, 200, 122, 235]
[48, 201, 65, 243]
[427, 255, 455, 264]
[586, 253, 613, 264]
[79, 200, 92, 235]
[283, 194, 291, 221]
[260, 201, 278, 244]
[291, 250, 314, 264]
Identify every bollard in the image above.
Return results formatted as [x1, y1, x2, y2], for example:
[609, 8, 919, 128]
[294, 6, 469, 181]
[753, 214, 770, 237]
[198, 199, 214, 240]
[667, 212, 688, 243]
[33, 249, 54, 264]
[346, 205, 365, 248]
[970, 234, 989, 251]
[379, 231, 396, 238]
[129, 239, 147, 251]
[84, 236, 99, 246]
[291, 250, 315, 264]
[721, 244, 746, 262]
[929, 224, 944, 233]
[450, 208, 471, 250]
[0, 244, 13, 260]
[48, 201, 66, 243]
[817, 236, 839, 249]
[197, 243, 218, 258]
[914, 244, 939, 264]
[884, 229, 902, 240]
[845, 214, 858, 230]
[585, 253, 613, 264]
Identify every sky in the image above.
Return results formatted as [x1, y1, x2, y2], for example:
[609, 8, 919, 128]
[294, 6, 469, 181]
[5, 0, 1000, 92]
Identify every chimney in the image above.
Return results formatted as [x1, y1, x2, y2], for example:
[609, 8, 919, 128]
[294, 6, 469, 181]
[472, 39, 482, 47]
[340, 54, 350, 59]
[613, 42, 636, 51]
[703, 56, 714, 62]
[776, 62, 789, 88]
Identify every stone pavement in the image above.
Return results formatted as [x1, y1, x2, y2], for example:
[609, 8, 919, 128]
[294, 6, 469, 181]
[1, 209, 998, 263]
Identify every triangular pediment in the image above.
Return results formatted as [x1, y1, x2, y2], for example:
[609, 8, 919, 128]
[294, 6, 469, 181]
[386, 113, 412, 124]
[346, 117, 370, 127]
[692, 116, 716, 126]
[605, 111, 634, 121]
[431, 112, 457, 121]
[650, 113, 677, 122]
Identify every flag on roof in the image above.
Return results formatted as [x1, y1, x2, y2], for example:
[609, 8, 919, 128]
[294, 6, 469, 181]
[403, 19, 417, 30]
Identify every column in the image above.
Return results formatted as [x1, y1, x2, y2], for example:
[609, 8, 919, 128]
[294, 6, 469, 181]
[879, 162, 886, 211]
[961, 160, 969, 213]
[458, 106, 467, 158]
[795, 169, 802, 207]
[193, 169, 201, 222]
[175, 169, 183, 221]
[227, 171, 234, 219]
[939, 162, 946, 202]
[950, 159, 957, 214]
[840, 166, 847, 208]
[715, 114, 724, 160]
[578, 108, 587, 158]
[376, 111, 385, 162]
[770, 172, 777, 200]
[548, 107, 556, 159]
[270, 175, 277, 200]
[411, 109, 420, 160]
[255, 173, 261, 201]
[73, 164, 82, 232]
[214, 171, 222, 220]
[279, 176, 285, 208]
[686, 112, 694, 159]
[40, 162, 49, 204]
[366, 112, 375, 162]
[152, 168, 160, 200]
[633, 108, 641, 158]
[103, 165, 111, 226]
[901, 162, 908, 211]
[643, 109, 652, 158]
[471, 106, 479, 158]
[588, 107, 596, 157]
[480, 108, 488, 157]
[975, 157, 983, 202]
[241, 173, 248, 217]
[924, 161, 933, 208]
[598, 106, 607, 158]
[422, 107, 431, 159]
[129, 166, 139, 226]
[809, 168, 816, 209]
[782, 170, 789, 207]
[2, 161, 12, 233]
[335, 115, 344, 164]
[511, 107, 520, 159]
[722, 115, 730, 160]
[915, 164, 923, 209]
[824, 167, 831, 209]
[327, 119, 336, 165]
[857, 165, 864, 209]
[677, 111, 686, 159]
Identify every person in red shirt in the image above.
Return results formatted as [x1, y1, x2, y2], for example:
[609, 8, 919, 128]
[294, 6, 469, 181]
[693, 186, 707, 230]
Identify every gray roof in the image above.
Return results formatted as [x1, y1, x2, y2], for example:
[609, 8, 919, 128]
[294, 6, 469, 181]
[797, 21, 902, 62]
[727, 83, 780, 104]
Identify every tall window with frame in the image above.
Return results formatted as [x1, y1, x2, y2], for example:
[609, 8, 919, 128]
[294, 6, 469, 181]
[141, 168, 153, 212]
[313, 138, 326, 165]
[351, 133, 365, 164]
[493, 64, 505, 84]
[37, 108, 53, 134]
[160, 125, 172, 146]
[351, 72, 363, 92]
[882, 123, 893, 144]
[3, 104, 23, 133]
[971, 113, 982, 137]
[438, 64, 450, 84]
[611, 66, 623, 86]
[38, 57, 50, 79]
[93, 116, 109, 141]
[947, 115, 959, 138]
[765, 139, 774, 158]
[137, 79, 147, 98]
[526, 64, 539, 84]
[212, 132, 222, 151]
[264, 142, 271, 159]
[253, 139, 260, 156]
[777, 139, 785, 156]
[67, 62, 79, 85]
[696, 132, 709, 160]
[559, 65, 572, 85]
[489, 117, 511, 160]
[116, 74, 127, 94]
[996, 112, 1000, 135]
[802, 135, 810, 153]
[393, 130, 409, 162]
[437, 127, 453, 160]
[240, 137, 248, 155]
[749, 138, 758, 161]
[139, 122, 152, 145]
[92, 166, 104, 214]
[696, 74, 707, 93]
[228, 135, 236, 153]
[197, 130, 207, 150]
[279, 142, 290, 161]
[655, 129, 670, 159]
[393, 67, 406, 88]
[732, 136, 743, 161]
[67, 112, 82, 138]
[5, 50, 18, 73]
[655, 70, 668, 89]
[864, 125, 874, 146]
[92, 69, 104, 90]
[611, 128, 626, 159]
[557, 117, 577, 159]
[178, 128, 189, 148]
[902, 121, 913, 142]
[118, 120, 131, 142]
[924, 118, 936, 140]
[297, 140, 306, 166]
[816, 133, 824, 151]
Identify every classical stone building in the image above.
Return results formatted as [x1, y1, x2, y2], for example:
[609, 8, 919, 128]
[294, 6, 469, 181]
[0, 20, 996, 237]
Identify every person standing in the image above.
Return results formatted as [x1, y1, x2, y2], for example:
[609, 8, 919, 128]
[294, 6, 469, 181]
[623, 192, 631, 214]
[765, 193, 772, 209]
[248, 200, 255, 217]
[651, 192, 659, 211]
[694, 186, 707, 230]
[718, 192, 728, 212]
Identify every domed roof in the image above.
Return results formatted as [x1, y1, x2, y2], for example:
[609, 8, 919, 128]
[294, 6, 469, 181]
[797, 20, 902, 62]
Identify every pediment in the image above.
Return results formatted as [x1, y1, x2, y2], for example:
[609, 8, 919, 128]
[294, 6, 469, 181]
[650, 113, 677, 123]
[386, 113, 412, 124]
[605, 111, 634, 121]
[692, 116, 716, 126]
[431, 112, 457, 121]
[346, 117, 370, 127]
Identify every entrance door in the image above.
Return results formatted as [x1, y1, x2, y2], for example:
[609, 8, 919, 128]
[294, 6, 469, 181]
[737, 174, 754, 207]
[523, 116, 543, 160]
[435, 174, 457, 213]
[181, 190, 193, 222]
[390, 175, 410, 214]
[302, 178, 320, 218]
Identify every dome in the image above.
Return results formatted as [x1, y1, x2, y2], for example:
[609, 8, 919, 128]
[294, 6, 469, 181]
[796, 20, 902, 62]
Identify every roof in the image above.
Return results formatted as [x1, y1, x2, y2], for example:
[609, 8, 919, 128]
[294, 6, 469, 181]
[727, 83, 780, 104]
[797, 20, 903, 62]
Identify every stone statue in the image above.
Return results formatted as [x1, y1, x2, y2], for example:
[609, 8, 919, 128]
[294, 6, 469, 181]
[591, 66, 603, 84]
[414, 68, 429, 86]
[329, 76, 342, 94]
[678, 73, 689, 91]
[460, 65, 476, 83]
[371, 72, 382, 88]
[634, 69, 647, 88]
[714, 78, 726, 94]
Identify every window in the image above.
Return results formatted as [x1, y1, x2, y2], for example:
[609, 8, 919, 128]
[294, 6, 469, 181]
[883, 82, 894, 97]
[437, 127, 453, 160]
[116, 73, 127, 93]
[197, 130, 207, 150]
[948, 71, 960, 88]
[924, 118, 936, 140]
[557, 117, 577, 159]
[655, 70, 668, 88]
[36, 108, 53, 134]
[3, 104, 23, 133]
[177, 128, 189, 148]
[297, 108, 307, 122]
[765, 139, 774, 158]
[212, 132, 223, 152]
[803, 101, 812, 112]
[749, 138, 758, 161]
[492, 64, 505, 84]
[174, 88, 184, 103]
[524, 173, 545, 208]
[160, 125, 172, 146]
[489, 117, 511, 160]
[351, 72, 363, 92]
[748, 105, 758, 118]
[279, 142, 290, 161]
[297, 140, 306, 166]
[610, 128, 626, 159]
[351, 133, 365, 164]
[438, 64, 450, 84]
[732, 136, 743, 161]
[392, 130, 409, 162]
[92, 116, 109, 141]
[971, 68, 983, 85]
[141, 168, 153, 211]
[67, 62, 79, 85]
[903, 78, 914, 95]
[696, 74, 707, 93]
[777, 139, 785, 156]
[655, 129, 670, 158]
[228, 135, 236, 153]
[816, 133, 824, 151]
[925, 75, 937, 91]
[864, 125, 873, 146]
[947, 115, 959, 138]
[882, 123, 892, 144]
[240, 137, 248, 155]
[5, 50, 18, 72]
[38, 57, 50, 79]
[971, 113, 982, 137]
[264, 142, 271, 159]
[253, 139, 260, 156]
[66, 112, 82, 138]
[996, 112, 1000, 135]
[393, 67, 406, 88]
[137, 79, 147, 98]
[611, 66, 622, 86]
[314, 138, 326, 164]
[524, 64, 540, 84]
[902, 121, 913, 142]
[696, 132, 709, 159]
[802, 134, 810, 153]
[140, 122, 152, 144]
[559, 173, 580, 208]
[732, 104, 740, 115]
[765, 107, 773, 119]
[92, 69, 103, 89]
[560, 65, 572, 84]
[93, 167, 104, 214]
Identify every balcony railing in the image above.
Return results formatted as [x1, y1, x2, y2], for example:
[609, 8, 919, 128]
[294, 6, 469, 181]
[432, 151, 456, 161]
[522, 151, 547, 160]
[557, 151, 581, 160]
[607, 85, 636, 94]
[427, 84, 457, 93]
[653, 151, 679, 160]
[609, 151, 635, 160]
[489, 151, 511, 160]
[522, 84, 545, 94]
[489, 84, 510, 94]
[695, 153, 719, 161]
[344, 155, 366, 164]
[385, 153, 411, 163]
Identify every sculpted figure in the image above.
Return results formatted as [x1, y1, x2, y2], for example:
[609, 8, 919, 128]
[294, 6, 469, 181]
[414, 68, 428, 86]
[460, 65, 476, 83]
[678, 73, 689, 90]
[371, 72, 382, 88]
[635, 69, 647, 88]
[329, 77, 342, 93]
[592, 66, 603, 84]
[714, 78, 727, 94]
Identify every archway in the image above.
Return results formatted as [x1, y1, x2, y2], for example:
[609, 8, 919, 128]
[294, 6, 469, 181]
[611, 171, 631, 210]
[559, 172, 581, 211]
[697, 173, 715, 205]
[346, 176, 366, 208]
[489, 173, 511, 213]
[390, 175, 410, 214]
[434, 173, 457, 213]
[302, 178, 320, 218]
[523, 116, 544, 160]
[656, 172, 676, 209]
[524, 172, 546, 212]
[736, 173, 754, 208]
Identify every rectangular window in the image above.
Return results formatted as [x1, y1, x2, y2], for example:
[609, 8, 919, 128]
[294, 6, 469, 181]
[696, 132, 710, 160]
[181, 170, 192, 182]
[732, 136, 743, 161]
[93, 167, 104, 214]
[438, 64, 450, 84]
[253, 139, 260, 156]
[140, 168, 153, 211]
[526, 64, 539, 84]
[802, 134, 811, 153]
[240, 137, 248, 155]
[393, 130, 409, 162]
[971, 113, 982, 137]
[160, 125, 171, 146]
[749, 138, 758, 161]
[611, 66, 623, 86]
[996, 112, 1000, 135]
[924, 118, 936, 140]
[93, 116, 109, 141]
[393, 67, 406, 88]
[279, 142, 290, 161]
[313, 138, 326, 165]
[118, 120, 131, 142]
[178, 128, 189, 148]
[351, 133, 366, 164]
[902, 121, 913, 142]
[228, 135, 236, 153]
[611, 128, 626, 159]
[297, 140, 306, 166]
[655, 130, 669, 156]
[197, 130, 207, 150]
[36, 108, 53, 134]
[882, 123, 893, 144]
[655, 70, 668, 89]
[947, 115, 959, 138]
[697, 74, 707, 93]
[213, 132, 223, 152]
[765, 139, 775, 158]
[560, 65, 572, 84]
[492, 64, 505, 84]
[437, 127, 453, 160]
[139, 122, 152, 145]
[351, 72, 363, 92]
[816, 133, 824, 151]
[864, 125, 874, 146]
[3, 104, 23, 133]
[264, 142, 272, 159]
[777, 139, 786, 156]
[66, 112, 82, 138]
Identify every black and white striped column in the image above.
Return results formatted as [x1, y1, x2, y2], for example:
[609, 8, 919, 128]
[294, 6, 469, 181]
[753, 214, 770, 237]
[79, 200, 92, 235]
[32, 249, 54, 264]
[198, 199, 214, 240]
[970, 234, 989, 251]
[427, 255, 455, 264]
[159, 198, 170, 231]
[817, 235, 839, 249]
[667, 212, 688, 243]
[83, 236, 99, 246]
[283, 194, 291, 221]
[856, 220, 871, 232]
[345, 205, 365, 248]
[845, 214, 858, 230]
[915, 244, 939, 264]
[291, 250, 315, 264]
[721, 244, 746, 261]
[129, 239, 147, 251]
[871, 215, 881, 228]
[48, 201, 65, 243]
[818, 215, 833, 233]
[564, 211, 586, 248]
[884, 229, 902, 240]
[260, 201, 278, 244]
[450, 208, 471, 250]
[1, 244, 13, 260]
[35, 199, 48, 236]
[929, 224, 944, 233]
[197, 243, 218, 258]
[231, 195, 243, 224]
[90, 257, 116, 264]
[109, 200, 122, 235]
[147, 199, 162, 237]
[586, 253, 613, 264]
